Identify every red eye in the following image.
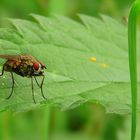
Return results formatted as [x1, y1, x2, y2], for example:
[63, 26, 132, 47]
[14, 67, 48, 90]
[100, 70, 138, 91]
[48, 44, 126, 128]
[33, 63, 40, 70]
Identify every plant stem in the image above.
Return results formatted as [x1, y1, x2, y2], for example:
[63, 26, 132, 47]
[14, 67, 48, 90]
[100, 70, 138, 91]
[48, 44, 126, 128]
[44, 106, 51, 140]
[128, 1, 140, 140]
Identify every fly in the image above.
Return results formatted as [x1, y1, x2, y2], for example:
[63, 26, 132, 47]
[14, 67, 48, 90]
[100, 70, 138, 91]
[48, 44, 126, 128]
[0, 54, 47, 103]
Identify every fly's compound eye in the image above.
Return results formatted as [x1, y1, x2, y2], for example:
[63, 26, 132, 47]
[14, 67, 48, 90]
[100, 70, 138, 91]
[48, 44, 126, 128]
[33, 63, 41, 72]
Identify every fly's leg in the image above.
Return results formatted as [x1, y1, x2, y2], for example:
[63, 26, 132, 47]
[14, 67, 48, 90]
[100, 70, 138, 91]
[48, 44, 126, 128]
[0, 65, 14, 99]
[0, 64, 5, 76]
[31, 77, 36, 104]
[34, 75, 47, 100]
[34, 76, 40, 87]
[6, 72, 15, 99]
[40, 75, 47, 100]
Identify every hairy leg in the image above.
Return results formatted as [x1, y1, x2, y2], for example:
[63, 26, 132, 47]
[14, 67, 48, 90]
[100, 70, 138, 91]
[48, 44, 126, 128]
[34, 75, 47, 100]
[6, 72, 15, 99]
[0, 65, 5, 76]
[31, 77, 36, 103]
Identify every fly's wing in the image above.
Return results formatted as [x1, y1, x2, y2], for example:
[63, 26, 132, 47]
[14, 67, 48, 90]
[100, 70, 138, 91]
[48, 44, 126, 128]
[0, 55, 20, 61]
[0, 55, 21, 69]
[0, 54, 39, 68]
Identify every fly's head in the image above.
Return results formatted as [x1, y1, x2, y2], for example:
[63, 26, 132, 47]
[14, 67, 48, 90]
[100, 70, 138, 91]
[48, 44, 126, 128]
[32, 62, 46, 76]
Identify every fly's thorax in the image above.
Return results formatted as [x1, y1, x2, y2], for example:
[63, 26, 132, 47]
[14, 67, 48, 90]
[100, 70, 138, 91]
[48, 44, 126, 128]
[12, 63, 32, 77]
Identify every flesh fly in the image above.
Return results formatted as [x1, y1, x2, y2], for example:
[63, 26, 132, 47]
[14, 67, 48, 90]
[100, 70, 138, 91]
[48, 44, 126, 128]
[0, 54, 47, 103]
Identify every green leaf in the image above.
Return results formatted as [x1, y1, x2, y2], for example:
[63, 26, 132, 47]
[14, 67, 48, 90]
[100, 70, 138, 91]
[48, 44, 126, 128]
[0, 14, 139, 113]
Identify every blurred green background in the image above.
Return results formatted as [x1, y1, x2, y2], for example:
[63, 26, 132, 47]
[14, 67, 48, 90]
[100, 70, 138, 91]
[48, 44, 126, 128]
[0, 0, 134, 140]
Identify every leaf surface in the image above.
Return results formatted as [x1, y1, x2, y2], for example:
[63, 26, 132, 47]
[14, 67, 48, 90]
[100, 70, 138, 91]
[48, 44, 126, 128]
[0, 14, 139, 113]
